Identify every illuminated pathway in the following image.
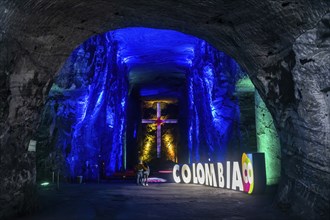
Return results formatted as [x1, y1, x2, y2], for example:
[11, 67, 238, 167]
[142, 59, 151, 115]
[14, 182, 297, 220]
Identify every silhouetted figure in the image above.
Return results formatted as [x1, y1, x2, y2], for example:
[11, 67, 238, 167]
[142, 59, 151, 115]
[142, 163, 150, 186]
[135, 160, 148, 186]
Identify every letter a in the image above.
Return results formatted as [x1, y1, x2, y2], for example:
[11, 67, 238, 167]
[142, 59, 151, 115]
[232, 162, 243, 191]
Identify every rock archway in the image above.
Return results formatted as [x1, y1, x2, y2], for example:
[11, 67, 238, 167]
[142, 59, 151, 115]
[0, 1, 329, 219]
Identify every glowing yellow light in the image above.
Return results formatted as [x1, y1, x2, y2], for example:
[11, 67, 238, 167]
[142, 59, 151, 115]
[140, 100, 178, 162]
[140, 123, 156, 162]
[144, 99, 177, 108]
[163, 132, 176, 162]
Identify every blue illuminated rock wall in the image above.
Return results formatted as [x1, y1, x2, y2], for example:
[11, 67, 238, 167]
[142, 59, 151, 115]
[188, 41, 244, 162]
[40, 28, 247, 177]
[46, 33, 128, 178]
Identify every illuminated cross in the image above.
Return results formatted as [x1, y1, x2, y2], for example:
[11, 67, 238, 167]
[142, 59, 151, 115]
[142, 102, 177, 158]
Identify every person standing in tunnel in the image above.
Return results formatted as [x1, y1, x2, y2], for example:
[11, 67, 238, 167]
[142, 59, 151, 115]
[135, 160, 148, 186]
[142, 162, 150, 186]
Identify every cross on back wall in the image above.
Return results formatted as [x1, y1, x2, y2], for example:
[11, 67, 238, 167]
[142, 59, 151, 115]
[142, 102, 178, 158]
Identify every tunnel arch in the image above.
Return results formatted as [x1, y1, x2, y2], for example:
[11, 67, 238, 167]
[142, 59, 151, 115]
[0, 1, 329, 219]
[38, 27, 260, 179]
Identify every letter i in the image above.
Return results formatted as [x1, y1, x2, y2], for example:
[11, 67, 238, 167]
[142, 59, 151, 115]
[226, 161, 230, 189]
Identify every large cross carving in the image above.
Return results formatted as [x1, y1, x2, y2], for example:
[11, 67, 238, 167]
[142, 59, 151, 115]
[142, 102, 177, 158]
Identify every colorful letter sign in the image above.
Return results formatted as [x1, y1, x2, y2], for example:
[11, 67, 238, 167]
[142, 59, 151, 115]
[172, 152, 266, 194]
[242, 153, 254, 194]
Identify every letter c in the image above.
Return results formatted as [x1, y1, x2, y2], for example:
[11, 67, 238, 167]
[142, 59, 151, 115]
[173, 164, 181, 183]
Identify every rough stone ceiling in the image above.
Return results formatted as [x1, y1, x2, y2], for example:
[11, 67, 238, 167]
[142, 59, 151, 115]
[111, 28, 200, 97]
[2, 0, 328, 80]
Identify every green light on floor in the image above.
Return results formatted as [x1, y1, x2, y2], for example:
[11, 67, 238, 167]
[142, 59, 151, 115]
[255, 91, 281, 185]
[40, 182, 50, 186]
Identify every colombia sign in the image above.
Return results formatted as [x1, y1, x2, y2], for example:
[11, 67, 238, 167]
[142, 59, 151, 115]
[172, 153, 266, 194]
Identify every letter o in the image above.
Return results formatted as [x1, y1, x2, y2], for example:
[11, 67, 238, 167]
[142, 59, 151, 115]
[181, 164, 191, 183]
[197, 163, 205, 185]
[242, 162, 249, 183]
[247, 162, 254, 184]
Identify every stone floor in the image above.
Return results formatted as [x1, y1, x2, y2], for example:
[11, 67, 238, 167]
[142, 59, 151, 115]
[14, 181, 296, 220]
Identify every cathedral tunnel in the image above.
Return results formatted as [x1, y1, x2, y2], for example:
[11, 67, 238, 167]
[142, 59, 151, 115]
[1, 1, 329, 219]
[36, 28, 281, 186]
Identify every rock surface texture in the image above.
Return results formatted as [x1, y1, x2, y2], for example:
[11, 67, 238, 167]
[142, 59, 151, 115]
[0, 0, 329, 219]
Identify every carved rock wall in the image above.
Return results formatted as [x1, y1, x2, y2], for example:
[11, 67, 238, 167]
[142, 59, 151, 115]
[0, 1, 329, 219]
[276, 13, 330, 217]
[188, 41, 243, 162]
